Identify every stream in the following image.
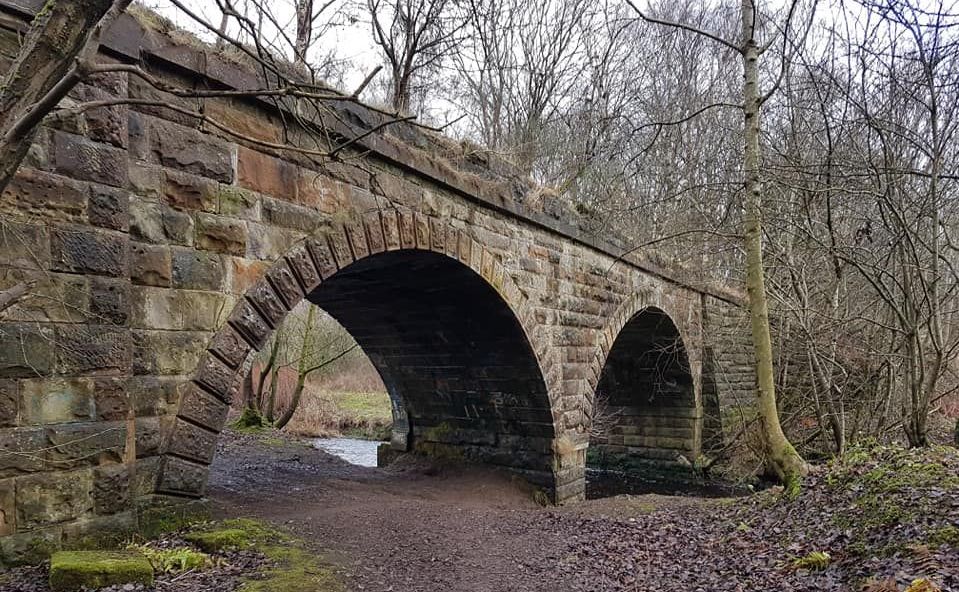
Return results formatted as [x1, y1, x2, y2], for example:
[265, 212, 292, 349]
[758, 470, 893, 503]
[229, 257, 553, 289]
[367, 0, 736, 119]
[312, 437, 380, 467]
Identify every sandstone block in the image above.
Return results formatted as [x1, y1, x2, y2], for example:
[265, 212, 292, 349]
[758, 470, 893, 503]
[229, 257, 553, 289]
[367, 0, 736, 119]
[0, 478, 13, 536]
[16, 469, 94, 529]
[55, 324, 131, 375]
[88, 185, 129, 231]
[53, 132, 127, 188]
[19, 378, 95, 425]
[162, 169, 217, 212]
[1, 169, 87, 223]
[130, 243, 172, 287]
[195, 213, 246, 255]
[146, 117, 233, 183]
[0, 221, 49, 270]
[0, 428, 46, 478]
[176, 384, 229, 432]
[92, 464, 131, 515]
[0, 323, 55, 377]
[0, 381, 16, 428]
[50, 227, 128, 277]
[237, 146, 296, 198]
[171, 248, 224, 290]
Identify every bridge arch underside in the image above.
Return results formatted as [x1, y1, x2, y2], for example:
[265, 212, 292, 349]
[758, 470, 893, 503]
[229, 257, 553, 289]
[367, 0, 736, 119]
[307, 249, 556, 480]
[590, 308, 698, 471]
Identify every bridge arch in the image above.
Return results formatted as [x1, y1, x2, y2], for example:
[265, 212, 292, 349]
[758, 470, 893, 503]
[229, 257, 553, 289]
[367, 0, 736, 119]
[156, 211, 559, 498]
[586, 294, 703, 470]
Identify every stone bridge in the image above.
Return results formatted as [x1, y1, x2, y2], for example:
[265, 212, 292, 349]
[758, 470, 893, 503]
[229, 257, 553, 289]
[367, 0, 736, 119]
[0, 2, 754, 558]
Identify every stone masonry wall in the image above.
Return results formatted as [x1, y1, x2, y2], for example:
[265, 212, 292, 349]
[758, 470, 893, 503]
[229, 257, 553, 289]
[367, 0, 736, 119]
[0, 3, 751, 561]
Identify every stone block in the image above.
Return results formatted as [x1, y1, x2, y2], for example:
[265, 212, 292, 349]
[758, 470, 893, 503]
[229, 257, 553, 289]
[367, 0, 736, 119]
[147, 117, 234, 183]
[180, 292, 231, 332]
[55, 324, 131, 375]
[132, 330, 207, 376]
[127, 164, 163, 201]
[208, 325, 250, 370]
[73, 84, 128, 148]
[193, 354, 238, 403]
[130, 242, 172, 287]
[283, 245, 320, 293]
[53, 132, 127, 188]
[227, 257, 269, 294]
[176, 384, 229, 432]
[195, 213, 247, 255]
[92, 378, 129, 422]
[19, 378, 95, 425]
[0, 381, 16, 428]
[237, 146, 296, 199]
[306, 236, 338, 278]
[126, 376, 180, 418]
[227, 300, 271, 350]
[217, 184, 260, 220]
[0, 221, 49, 270]
[0, 168, 87, 223]
[246, 281, 287, 327]
[45, 422, 125, 468]
[162, 169, 217, 212]
[171, 248, 224, 290]
[50, 227, 128, 277]
[0, 428, 46, 477]
[88, 185, 129, 231]
[92, 464, 131, 515]
[296, 168, 349, 212]
[0, 527, 61, 568]
[0, 323, 55, 377]
[88, 274, 132, 327]
[166, 419, 217, 464]
[48, 550, 154, 591]
[162, 206, 195, 245]
[266, 259, 304, 308]
[245, 222, 300, 261]
[0, 477, 14, 536]
[130, 286, 178, 330]
[261, 197, 321, 232]
[0, 268, 88, 324]
[156, 456, 209, 497]
[16, 469, 94, 529]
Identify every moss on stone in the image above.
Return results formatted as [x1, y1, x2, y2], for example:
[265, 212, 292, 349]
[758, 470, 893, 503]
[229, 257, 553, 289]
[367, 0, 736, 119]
[184, 528, 253, 552]
[135, 545, 212, 573]
[232, 407, 268, 432]
[48, 551, 154, 592]
[905, 578, 942, 592]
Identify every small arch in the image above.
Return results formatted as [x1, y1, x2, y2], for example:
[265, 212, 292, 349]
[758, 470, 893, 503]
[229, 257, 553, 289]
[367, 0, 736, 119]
[587, 300, 700, 471]
[156, 212, 559, 498]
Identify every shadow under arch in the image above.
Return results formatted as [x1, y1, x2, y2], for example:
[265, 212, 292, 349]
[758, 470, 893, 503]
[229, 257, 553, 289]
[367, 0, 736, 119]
[156, 213, 558, 500]
[588, 306, 699, 470]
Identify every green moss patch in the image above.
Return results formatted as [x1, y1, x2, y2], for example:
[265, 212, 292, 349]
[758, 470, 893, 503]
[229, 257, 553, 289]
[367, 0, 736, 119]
[134, 545, 212, 573]
[49, 551, 154, 592]
[241, 545, 342, 592]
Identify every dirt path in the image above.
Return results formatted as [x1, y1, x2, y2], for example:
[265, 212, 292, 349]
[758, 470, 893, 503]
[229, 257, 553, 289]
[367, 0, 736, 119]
[208, 432, 958, 592]
[210, 432, 580, 592]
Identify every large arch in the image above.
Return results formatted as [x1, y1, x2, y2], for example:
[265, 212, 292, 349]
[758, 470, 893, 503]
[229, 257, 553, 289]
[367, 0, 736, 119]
[587, 300, 702, 470]
[156, 211, 559, 499]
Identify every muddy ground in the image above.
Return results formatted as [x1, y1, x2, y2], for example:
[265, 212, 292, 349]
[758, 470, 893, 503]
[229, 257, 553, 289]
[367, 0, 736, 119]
[210, 432, 955, 592]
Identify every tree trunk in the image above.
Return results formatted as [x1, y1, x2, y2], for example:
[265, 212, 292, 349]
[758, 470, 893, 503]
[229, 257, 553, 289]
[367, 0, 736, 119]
[740, 0, 806, 490]
[0, 0, 128, 195]
[275, 374, 306, 430]
[294, 0, 314, 67]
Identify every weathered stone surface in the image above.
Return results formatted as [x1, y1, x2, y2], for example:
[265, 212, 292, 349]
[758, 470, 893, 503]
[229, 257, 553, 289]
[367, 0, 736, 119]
[195, 213, 247, 255]
[0, 323, 55, 378]
[177, 384, 229, 432]
[237, 146, 296, 198]
[73, 84, 128, 148]
[50, 227, 128, 277]
[89, 277, 130, 326]
[228, 300, 271, 350]
[88, 185, 129, 231]
[92, 464, 131, 515]
[227, 257, 268, 294]
[19, 378, 95, 425]
[284, 245, 320, 293]
[217, 185, 259, 220]
[0, 428, 47, 477]
[1, 169, 87, 223]
[261, 197, 321, 232]
[163, 169, 217, 212]
[0, 478, 13, 536]
[171, 249, 224, 290]
[130, 243, 172, 287]
[265, 259, 303, 308]
[207, 325, 250, 370]
[53, 132, 127, 188]
[245, 222, 301, 261]
[55, 324, 131, 375]
[166, 419, 217, 464]
[0, 221, 49, 270]
[157, 456, 209, 496]
[194, 354, 238, 402]
[246, 281, 287, 328]
[16, 470, 94, 529]
[45, 421, 126, 468]
[132, 330, 207, 376]
[0, 381, 16, 428]
[145, 117, 234, 183]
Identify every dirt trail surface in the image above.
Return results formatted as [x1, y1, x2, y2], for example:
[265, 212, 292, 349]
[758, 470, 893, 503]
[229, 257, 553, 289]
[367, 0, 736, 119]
[209, 432, 959, 592]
